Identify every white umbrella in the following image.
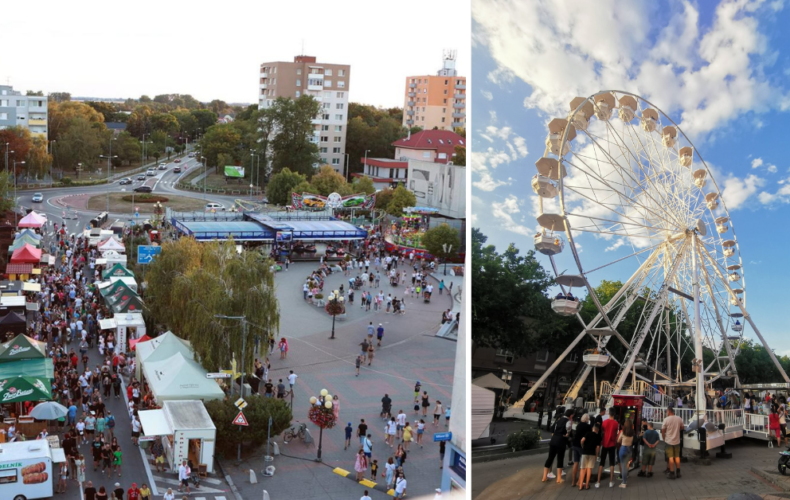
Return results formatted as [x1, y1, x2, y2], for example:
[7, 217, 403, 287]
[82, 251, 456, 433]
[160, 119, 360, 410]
[29, 401, 68, 420]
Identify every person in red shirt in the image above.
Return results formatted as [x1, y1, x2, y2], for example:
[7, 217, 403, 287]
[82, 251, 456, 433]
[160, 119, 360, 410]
[770, 407, 783, 446]
[596, 408, 620, 488]
[127, 482, 141, 500]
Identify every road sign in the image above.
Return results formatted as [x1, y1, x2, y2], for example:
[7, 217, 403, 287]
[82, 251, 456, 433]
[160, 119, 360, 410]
[233, 411, 249, 426]
[137, 245, 162, 264]
[206, 372, 232, 379]
[234, 398, 248, 410]
[433, 432, 452, 442]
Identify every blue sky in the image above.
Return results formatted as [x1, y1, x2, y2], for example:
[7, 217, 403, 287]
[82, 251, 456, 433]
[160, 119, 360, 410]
[472, 0, 790, 355]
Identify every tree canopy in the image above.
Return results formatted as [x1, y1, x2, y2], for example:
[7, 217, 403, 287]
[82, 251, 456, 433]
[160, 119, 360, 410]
[266, 168, 309, 206]
[205, 397, 292, 457]
[422, 224, 461, 260]
[384, 186, 416, 216]
[268, 96, 321, 176]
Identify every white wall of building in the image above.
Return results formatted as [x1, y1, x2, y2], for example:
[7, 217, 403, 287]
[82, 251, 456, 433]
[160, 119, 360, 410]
[407, 159, 465, 219]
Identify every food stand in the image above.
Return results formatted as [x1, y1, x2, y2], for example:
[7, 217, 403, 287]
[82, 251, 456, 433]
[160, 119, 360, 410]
[98, 313, 146, 355]
[138, 400, 217, 473]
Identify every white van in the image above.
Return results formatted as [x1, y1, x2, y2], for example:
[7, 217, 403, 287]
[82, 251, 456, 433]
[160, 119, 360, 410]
[0, 440, 64, 500]
[205, 202, 224, 212]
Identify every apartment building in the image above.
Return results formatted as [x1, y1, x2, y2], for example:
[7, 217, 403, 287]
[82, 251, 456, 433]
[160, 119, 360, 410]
[258, 55, 350, 173]
[403, 51, 466, 132]
[0, 85, 48, 138]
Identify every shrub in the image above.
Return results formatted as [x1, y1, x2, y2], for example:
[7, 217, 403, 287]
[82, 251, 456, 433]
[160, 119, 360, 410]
[61, 177, 73, 186]
[121, 194, 169, 203]
[506, 429, 541, 451]
[204, 397, 292, 457]
[314, 293, 324, 300]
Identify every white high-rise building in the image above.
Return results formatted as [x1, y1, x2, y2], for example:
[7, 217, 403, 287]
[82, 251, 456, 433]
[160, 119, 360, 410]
[0, 85, 48, 138]
[258, 55, 351, 174]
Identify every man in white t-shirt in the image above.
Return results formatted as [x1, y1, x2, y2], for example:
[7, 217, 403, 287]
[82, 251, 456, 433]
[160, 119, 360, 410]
[288, 371, 297, 392]
[396, 410, 407, 439]
[360, 490, 373, 500]
[661, 407, 684, 479]
[395, 476, 407, 498]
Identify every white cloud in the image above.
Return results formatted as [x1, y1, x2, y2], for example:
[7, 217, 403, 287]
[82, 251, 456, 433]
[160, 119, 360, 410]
[473, 0, 787, 139]
[481, 90, 493, 101]
[605, 238, 627, 252]
[513, 136, 528, 157]
[492, 195, 533, 236]
[721, 173, 765, 209]
[758, 181, 790, 205]
[751, 157, 777, 173]
[752, 158, 764, 169]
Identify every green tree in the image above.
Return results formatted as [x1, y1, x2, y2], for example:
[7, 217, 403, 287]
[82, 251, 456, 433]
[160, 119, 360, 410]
[199, 124, 241, 168]
[172, 110, 198, 137]
[345, 105, 408, 176]
[144, 238, 280, 373]
[126, 105, 154, 138]
[26, 90, 44, 96]
[0, 171, 15, 213]
[47, 101, 105, 141]
[269, 96, 321, 176]
[191, 109, 218, 132]
[385, 185, 416, 216]
[204, 397, 292, 457]
[375, 188, 394, 211]
[208, 99, 229, 115]
[48, 92, 71, 103]
[115, 132, 141, 166]
[25, 135, 52, 179]
[151, 112, 179, 134]
[266, 168, 308, 206]
[86, 101, 120, 122]
[52, 118, 104, 172]
[350, 176, 375, 195]
[422, 224, 460, 260]
[310, 165, 350, 196]
[453, 145, 466, 166]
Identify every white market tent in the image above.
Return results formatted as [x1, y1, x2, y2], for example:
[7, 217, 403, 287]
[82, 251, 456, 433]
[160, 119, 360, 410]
[101, 250, 127, 266]
[98, 236, 126, 253]
[472, 384, 496, 440]
[139, 400, 217, 473]
[142, 352, 224, 402]
[472, 373, 511, 390]
[135, 331, 193, 379]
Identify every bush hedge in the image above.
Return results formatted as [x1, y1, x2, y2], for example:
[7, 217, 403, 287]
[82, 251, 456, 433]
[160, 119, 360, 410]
[506, 429, 542, 451]
[121, 194, 169, 203]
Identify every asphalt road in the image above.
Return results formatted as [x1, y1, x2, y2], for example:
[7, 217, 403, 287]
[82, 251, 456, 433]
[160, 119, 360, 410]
[16, 155, 250, 235]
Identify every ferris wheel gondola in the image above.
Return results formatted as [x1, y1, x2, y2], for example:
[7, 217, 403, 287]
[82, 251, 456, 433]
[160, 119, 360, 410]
[510, 90, 790, 414]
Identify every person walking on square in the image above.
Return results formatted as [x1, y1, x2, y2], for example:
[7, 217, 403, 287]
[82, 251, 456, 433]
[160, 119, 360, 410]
[421, 391, 430, 417]
[345, 422, 353, 450]
[355, 355, 362, 376]
[376, 324, 384, 347]
[354, 449, 368, 481]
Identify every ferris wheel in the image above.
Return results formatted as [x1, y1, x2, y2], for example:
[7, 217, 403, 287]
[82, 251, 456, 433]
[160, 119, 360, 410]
[518, 91, 789, 411]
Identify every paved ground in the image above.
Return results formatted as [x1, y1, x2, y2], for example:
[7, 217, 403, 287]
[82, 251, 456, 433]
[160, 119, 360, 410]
[473, 437, 790, 500]
[222, 261, 458, 500]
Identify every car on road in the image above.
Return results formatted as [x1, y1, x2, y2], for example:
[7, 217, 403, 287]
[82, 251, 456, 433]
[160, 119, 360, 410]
[205, 202, 224, 212]
[134, 186, 153, 193]
[174, 159, 181, 163]
[31, 193, 43, 203]
[146, 169, 156, 176]
[173, 166, 182, 173]
[158, 163, 167, 170]
[119, 177, 132, 185]
[136, 174, 146, 181]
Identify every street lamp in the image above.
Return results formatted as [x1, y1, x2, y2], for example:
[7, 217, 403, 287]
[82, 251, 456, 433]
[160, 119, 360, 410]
[12, 160, 24, 225]
[100, 147, 118, 212]
[308, 389, 335, 462]
[215, 314, 249, 463]
[201, 156, 208, 200]
[442, 243, 454, 276]
[326, 290, 345, 340]
[249, 150, 258, 200]
[4, 146, 13, 174]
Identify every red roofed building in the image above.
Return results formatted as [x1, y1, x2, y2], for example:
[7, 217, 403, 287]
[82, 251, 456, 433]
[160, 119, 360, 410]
[356, 130, 465, 190]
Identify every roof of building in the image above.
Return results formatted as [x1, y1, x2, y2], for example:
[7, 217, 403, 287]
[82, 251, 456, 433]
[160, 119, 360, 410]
[360, 158, 408, 169]
[392, 130, 465, 159]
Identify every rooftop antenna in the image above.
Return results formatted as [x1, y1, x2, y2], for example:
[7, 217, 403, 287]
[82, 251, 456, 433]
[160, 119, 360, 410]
[301, 39, 304, 56]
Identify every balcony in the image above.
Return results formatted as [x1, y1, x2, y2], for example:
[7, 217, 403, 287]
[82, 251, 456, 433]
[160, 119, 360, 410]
[307, 84, 323, 91]
[452, 121, 465, 128]
[406, 120, 414, 125]
[452, 112, 465, 119]
[261, 72, 268, 78]
[454, 93, 466, 99]
[28, 106, 46, 113]
[260, 84, 268, 90]
[408, 92, 415, 97]
[28, 119, 46, 126]
[311, 118, 322, 125]
[455, 84, 466, 90]
[453, 103, 464, 109]
[407, 101, 415, 106]
[409, 83, 416, 88]
[406, 110, 414, 116]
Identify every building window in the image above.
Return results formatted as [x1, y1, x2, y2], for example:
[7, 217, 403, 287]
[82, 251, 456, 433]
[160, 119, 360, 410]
[297, 68, 302, 75]
[334, 114, 343, 121]
[320, 136, 328, 143]
[320, 147, 328, 153]
[332, 147, 341, 153]
[325, 80, 332, 88]
[324, 91, 332, 98]
[336, 103, 344, 109]
[325, 69, 333, 76]
[333, 136, 341, 143]
[444, 90, 448, 95]
[336, 92, 345, 99]
[296, 79, 301, 87]
[438, 153, 447, 159]
[334, 125, 342, 132]
[295, 91, 301, 98]
[331, 158, 340, 165]
[338, 81, 345, 88]
[445, 79, 449, 85]
[321, 157, 327, 163]
[0, 113, 6, 120]
[422, 107, 425, 112]
[339, 69, 345, 76]
[311, 68, 319, 74]
[323, 114, 330, 120]
[322, 103, 331, 109]
[422, 151, 430, 158]
[0, 100, 7, 107]
[441, 117, 445, 123]
[536, 350, 549, 362]
[566, 352, 579, 363]
[308, 78, 322, 87]
[423, 88, 427, 94]
[495, 348, 514, 357]
[321, 125, 329, 131]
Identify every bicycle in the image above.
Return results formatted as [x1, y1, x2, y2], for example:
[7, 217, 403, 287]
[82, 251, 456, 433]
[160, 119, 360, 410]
[283, 421, 313, 444]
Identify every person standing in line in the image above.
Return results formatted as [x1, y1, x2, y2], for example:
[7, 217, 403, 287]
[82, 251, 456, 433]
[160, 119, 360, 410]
[616, 419, 634, 488]
[84, 480, 97, 500]
[139, 483, 151, 500]
[638, 421, 659, 478]
[542, 409, 571, 484]
[661, 407, 684, 480]
[112, 482, 124, 500]
[595, 408, 619, 488]
[570, 413, 591, 487]
[578, 422, 601, 490]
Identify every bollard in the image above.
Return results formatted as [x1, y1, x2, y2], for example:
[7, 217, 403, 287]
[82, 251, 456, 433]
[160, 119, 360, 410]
[263, 490, 271, 500]
[249, 469, 258, 484]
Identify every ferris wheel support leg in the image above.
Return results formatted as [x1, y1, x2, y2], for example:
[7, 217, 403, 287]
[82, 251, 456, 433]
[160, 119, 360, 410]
[699, 242, 790, 384]
[612, 240, 688, 396]
[691, 233, 707, 420]
[695, 245, 737, 376]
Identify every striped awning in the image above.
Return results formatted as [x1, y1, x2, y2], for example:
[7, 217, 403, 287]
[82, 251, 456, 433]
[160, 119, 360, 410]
[6, 264, 33, 275]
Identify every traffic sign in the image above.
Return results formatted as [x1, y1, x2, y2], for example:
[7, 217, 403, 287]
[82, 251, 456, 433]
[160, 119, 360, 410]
[137, 245, 162, 264]
[234, 398, 248, 410]
[233, 411, 249, 426]
[433, 432, 452, 442]
[206, 372, 232, 379]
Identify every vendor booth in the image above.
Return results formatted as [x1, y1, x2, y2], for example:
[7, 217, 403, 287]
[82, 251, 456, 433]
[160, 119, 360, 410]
[0, 296, 27, 315]
[142, 352, 224, 402]
[0, 334, 48, 361]
[98, 237, 125, 254]
[135, 332, 193, 380]
[102, 263, 134, 280]
[10, 244, 42, 264]
[99, 313, 146, 355]
[0, 312, 27, 342]
[101, 250, 127, 266]
[139, 400, 216, 473]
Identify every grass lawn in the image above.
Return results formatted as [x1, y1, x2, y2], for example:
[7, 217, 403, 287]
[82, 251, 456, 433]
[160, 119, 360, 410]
[86, 193, 207, 213]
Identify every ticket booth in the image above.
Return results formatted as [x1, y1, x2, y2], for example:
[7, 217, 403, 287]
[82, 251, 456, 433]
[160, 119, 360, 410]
[611, 394, 644, 432]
